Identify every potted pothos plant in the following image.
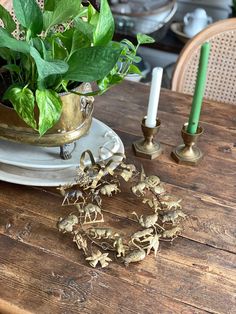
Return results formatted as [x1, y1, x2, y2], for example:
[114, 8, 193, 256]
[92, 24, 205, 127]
[0, 0, 154, 141]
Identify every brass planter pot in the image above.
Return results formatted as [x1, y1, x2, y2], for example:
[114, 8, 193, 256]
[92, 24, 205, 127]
[0, 83, 94, 147]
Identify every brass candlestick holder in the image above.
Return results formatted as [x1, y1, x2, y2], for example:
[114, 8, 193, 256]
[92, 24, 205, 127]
[133, 118, 162, 159]
[171, 124, 204, 166]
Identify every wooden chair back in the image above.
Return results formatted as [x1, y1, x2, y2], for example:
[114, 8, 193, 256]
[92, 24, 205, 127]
[172, 18, 236, 105]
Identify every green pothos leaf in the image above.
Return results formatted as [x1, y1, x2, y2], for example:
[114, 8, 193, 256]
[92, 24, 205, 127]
[0, 27, 30, 54]
[13, 0, 43, 36]
[44, 0, 56, 11]
[137, 33, 155, 45]
[36, 89, 62, 136]
[73, 18, 94, 42]
[3, 85, 37, 129]
[128, 64, 142, 75]
[3, 64, 21, 74]
[121, 39, 136, 52]
[58, 28, 91, 58]
[98, 73, 123, 93]
[93, 0, 114, 46]
[44, 0, 81, 31]
[0, 4, 16, 33]
[30, 46, 68, 80]
[87, 3, 97, 22]
[65, 43, 122, 82]
[0, 47, 13, 61]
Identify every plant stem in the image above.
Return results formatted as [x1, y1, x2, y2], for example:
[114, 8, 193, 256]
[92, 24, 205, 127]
[31, 60, 35, 90]
[54, 80, 63, 92]
[52, 38, 55, 59]
[26, 29, 32, 42]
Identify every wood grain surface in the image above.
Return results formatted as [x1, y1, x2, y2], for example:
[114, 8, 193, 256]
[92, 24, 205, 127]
[0, 80, 236, 314]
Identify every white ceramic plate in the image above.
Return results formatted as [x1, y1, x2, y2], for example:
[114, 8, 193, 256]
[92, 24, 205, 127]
[0, 135, 124, 187]
[0, 118, 121, 170]
[0, 163, 78, 187]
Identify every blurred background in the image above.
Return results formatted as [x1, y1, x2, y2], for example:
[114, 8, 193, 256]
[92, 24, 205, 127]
[1, 0, 234, 87]
[107, 0, 234, 86]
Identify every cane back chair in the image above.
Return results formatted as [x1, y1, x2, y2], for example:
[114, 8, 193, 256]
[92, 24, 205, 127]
[172, 18, 236, 105]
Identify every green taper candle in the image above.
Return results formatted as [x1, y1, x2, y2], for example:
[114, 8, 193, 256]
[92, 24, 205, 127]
[187, 42, 210, 134]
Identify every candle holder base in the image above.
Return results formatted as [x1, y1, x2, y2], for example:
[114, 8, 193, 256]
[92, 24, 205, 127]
[133, 118, 162, 160]
[171, 124, 204, 166]
[133, 140, 162, 160]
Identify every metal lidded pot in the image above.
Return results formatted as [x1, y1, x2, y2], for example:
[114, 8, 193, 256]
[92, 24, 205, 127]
[110, 0, 177, 40]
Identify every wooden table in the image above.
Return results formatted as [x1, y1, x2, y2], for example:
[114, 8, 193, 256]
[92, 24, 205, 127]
[0, 81, 235, 314]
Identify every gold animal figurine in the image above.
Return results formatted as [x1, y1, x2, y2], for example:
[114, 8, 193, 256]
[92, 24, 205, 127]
[161, 210, 187, 224]
[145, 175, 160, 188]
[123, 249, 146, 266]
[120, 162, 137, 173]
[141, 234, 161, 256]
[99, 183, 121, 196]
[57, 185, 85, 205]
[162, 226, 182, 239]
[76, 203, 104, 224]
[58, 214, 78, 233]
[113, 237, 126, 257]
[131, 175, 161, 197]
[73, 231, 88, 254]
[151, 183, 166, 195]
[145, 175, 167, 196]
[119, 169, 133, 182]
[87, 227, 114, 239]
[131, 181, 148, 196]
[86, 250, 112, 268]
[142, 197, 162, 212]
[119, 163, 137, 182]
[90, 189, 102, 207]
[132, 211, 163, 230]
[160, 195, 182, 210]
[130, 228, 154, 244]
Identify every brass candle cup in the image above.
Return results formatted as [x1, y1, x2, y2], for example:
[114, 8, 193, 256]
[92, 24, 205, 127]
[133, 118, 162, 160]
[171, 124, 204, 166]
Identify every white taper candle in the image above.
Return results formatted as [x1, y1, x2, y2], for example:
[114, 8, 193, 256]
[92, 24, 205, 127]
[145, 67, 163, 128]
